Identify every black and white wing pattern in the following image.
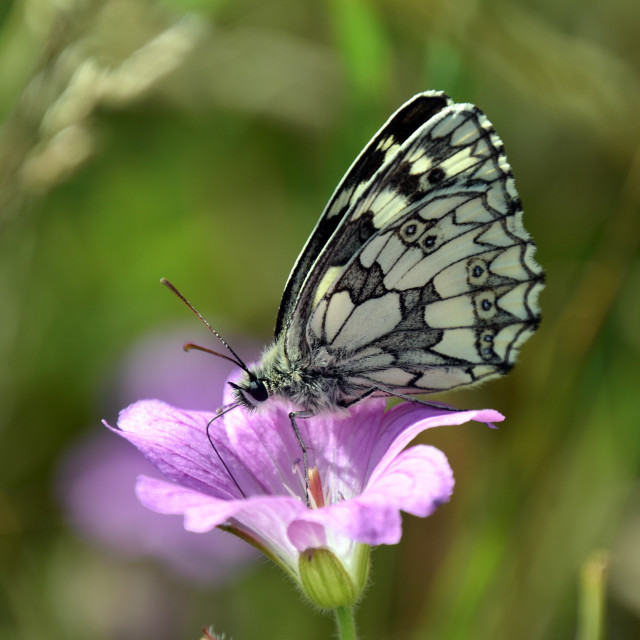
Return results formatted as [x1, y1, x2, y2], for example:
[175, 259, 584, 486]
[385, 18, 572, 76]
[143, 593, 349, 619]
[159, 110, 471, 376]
[275, 91, 453, 338]
[232, 91, 543, 419]
[284, 94, 544, 396]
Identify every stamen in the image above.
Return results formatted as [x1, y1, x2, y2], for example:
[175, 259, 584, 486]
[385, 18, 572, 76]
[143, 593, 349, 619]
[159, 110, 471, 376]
[291, 458, 308, 499]
[308, 467, 325, 509]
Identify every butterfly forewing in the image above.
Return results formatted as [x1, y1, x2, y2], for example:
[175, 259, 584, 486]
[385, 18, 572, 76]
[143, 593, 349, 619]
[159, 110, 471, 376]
[289, 100, 543, 396]
[275, 91, 453, 338]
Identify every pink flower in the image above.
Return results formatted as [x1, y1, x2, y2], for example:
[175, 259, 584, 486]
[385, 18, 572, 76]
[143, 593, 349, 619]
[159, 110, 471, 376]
[111, 384, 503, 606]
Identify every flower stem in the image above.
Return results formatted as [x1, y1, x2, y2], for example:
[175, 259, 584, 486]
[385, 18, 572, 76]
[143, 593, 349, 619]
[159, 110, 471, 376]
[334, 606, 358, 640]
[577, 550, 609, 640]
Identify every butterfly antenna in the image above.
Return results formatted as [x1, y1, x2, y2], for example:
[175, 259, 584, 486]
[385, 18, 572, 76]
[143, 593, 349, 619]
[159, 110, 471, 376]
[161, 279, 248, 495]
[160, 278, 250, 373]
[182, 342, 244, 368]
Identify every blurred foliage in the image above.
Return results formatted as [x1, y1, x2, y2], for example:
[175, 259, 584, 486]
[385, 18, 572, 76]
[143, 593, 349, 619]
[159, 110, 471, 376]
[0, 0, 639, 638]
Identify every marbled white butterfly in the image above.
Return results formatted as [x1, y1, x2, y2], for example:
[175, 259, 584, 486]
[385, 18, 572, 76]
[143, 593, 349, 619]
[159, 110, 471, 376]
[165, 91, 544, 481]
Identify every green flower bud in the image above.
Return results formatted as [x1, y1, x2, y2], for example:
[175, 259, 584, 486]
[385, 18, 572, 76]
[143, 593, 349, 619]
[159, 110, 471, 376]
[298, 544, 370, 609]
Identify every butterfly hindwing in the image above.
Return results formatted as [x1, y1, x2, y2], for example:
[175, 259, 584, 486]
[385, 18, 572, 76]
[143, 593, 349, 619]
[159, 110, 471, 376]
[297, 102, 544, 396]
[275, 91, 453, 338]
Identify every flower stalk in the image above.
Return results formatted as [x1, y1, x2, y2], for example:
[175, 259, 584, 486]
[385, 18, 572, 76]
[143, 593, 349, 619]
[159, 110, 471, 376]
[334, 606, 358, 640]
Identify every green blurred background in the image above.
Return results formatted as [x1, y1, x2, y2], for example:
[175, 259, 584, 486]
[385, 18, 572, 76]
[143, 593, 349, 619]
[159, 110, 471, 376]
[1, 0, 639, 638]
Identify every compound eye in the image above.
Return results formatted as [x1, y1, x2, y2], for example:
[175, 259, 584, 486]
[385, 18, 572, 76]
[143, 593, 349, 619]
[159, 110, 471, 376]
[247, 378, 269, 403]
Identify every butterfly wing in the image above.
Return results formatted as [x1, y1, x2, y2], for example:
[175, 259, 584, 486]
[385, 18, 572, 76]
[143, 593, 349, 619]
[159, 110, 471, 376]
[274, 91, 453, 338]
[289, 100, 544, 395]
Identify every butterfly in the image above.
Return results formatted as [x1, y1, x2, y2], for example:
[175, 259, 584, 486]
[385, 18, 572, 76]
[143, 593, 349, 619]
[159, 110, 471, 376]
[164, 91, 544, 485]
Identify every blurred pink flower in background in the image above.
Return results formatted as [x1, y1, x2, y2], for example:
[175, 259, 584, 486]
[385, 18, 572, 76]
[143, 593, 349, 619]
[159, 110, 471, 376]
[57, 324, 262, 583]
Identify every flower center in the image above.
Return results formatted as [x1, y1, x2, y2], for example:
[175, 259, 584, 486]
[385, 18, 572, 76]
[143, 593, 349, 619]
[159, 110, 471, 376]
[308, 467, 325, 509]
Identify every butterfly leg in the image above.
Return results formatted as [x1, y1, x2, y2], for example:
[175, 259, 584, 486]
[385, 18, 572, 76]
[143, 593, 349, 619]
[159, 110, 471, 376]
[288, 410, 314, 507]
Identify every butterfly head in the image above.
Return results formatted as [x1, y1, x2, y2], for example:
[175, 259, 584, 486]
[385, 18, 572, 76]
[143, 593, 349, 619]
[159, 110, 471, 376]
[228, 339, 298, 411]
[229, 373, 270, 409]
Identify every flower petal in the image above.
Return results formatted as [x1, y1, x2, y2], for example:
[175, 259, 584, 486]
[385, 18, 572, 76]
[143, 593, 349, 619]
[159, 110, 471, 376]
[136, 475, 314, 573]
[288, 445, 453, 547]
[136, 475, 243, 532]
[287, 520, 328, 551]
[367, 404, 503, 485]
[112, 400, 262, 499]
[290, 499, 402, 548]
[362, 445, 454, 519]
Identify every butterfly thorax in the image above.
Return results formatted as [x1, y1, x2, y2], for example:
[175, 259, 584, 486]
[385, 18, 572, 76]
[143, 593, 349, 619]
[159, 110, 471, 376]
[233, 336, 353, 414]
